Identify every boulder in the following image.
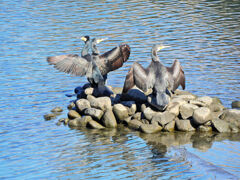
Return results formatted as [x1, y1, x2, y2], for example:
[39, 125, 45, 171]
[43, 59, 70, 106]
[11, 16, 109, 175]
[174, 89, 194, 96]
[51, 107, 63, 113]
[189, 100, 206, 107]
[197, 96, 213, 106]
[192, 107, 211, 125]
[166, 102, 180, 116]
[76, 99, 91, 112]
[113, 104, 129, 122]
[163, 121, 175, 132]
[140, 124, 162, 134]
[179, 103, 198, 119]
[87, 120, 105, 129]
[133, 112, 142, 121]
[102, 110, 117, 128]
[177, 94, 197, 101]
[128, 119, 143, 130]
[171, 98, 187, 106]
[209, 103, 225, 112]
[84, 108, 104, 121]
[84, 87, 94, 95]
[220, 109, 240, 128]
[68, 110, 81, 119]
[175, 119, 195, 131]
[232, 101, 240, 109]
[212, 118, 230, 133]
[87, 95, 112, 111]
[121, 101, 137, 116]
[68, 116, 92, 127]
[152, 111, 175, 126]
[143, 107, 157, 120]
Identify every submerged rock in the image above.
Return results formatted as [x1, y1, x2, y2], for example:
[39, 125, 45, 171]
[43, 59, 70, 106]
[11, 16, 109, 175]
[232, 101, 240, 109]
[68, 116, 92, 127]
[44, 113, 56, 120]
[51, 107, 63, 113]
[88, 120, 105, 129]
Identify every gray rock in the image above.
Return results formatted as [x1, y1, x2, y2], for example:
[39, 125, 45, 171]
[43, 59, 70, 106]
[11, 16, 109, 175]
[212, 97, 222, 105]
[143, 107, 157, 120]
[140, 124, 162, 133]
[232, 101, 240, 109]
[212, 118, 230, 133]
[192, 107, 211, 125]
[197, 125, 212, 132]
[175, 119, 195, 131]
[197, 96, 213, 106]
[128, 119, 143, 130]
[84, 87, 94, 95]
[152, 111, 175, 126]
[141, 119, 150, 124]
[67, 102, 75, 110]
[209, 102, 225, 112]
[133, 112, 142, 121]
[179, 103, 198, 119]
[51, 107, 63, 113]
[68, 116, 92, 127]
[68, 110, 81, 119]
[163, 121, 175, 132]
[166, 102, 180, 116]
[121, 88, 147, 104]
[229, 123, 239, 133]
[174, 89, 194, 96]
[220, 109, 240, 128]
[177, 94, 197, 101]
[84, 108, 104, 121]
[171, 97, 187, 106]
[44, 113, 56, 120]
[189, 100, 206, 107]
[121, 101, 137, 116]
[102, 110, 117, 128]
[76, 99, 91, 112]
[88, 120, 105, 129]
[87, 95, 112, 111]
[113, 104, 129, 122]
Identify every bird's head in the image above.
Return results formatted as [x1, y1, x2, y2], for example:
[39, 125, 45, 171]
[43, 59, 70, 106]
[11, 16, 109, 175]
[153, 44, 171, 52]
[81, 36, 90, 42]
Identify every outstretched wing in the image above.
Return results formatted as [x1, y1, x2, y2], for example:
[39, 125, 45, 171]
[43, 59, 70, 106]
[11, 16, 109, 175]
[98, 44, 130, 74]
[167, 59, 185, 91]
[47, 54, 91, 76]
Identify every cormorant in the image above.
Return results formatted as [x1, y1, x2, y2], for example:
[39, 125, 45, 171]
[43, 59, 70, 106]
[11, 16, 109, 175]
[122, 44, 185, 110]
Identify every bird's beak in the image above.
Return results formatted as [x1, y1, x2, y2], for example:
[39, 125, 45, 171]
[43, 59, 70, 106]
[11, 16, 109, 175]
[158, 45, 171, 51]
[81, 36, 87, 41]
[96, 38, 108, 44]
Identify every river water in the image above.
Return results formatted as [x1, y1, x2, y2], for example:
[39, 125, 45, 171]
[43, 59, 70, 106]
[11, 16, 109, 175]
[0, 0, 240, 179]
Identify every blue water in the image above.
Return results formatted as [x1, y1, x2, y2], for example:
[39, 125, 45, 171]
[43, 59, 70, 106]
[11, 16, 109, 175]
[0, 0, 240, 179]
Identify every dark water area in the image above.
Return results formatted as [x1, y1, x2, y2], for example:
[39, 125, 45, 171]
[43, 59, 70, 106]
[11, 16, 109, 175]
[0, 0, 240, 179]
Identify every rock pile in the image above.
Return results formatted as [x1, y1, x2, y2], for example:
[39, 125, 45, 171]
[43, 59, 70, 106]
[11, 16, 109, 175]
[57, 85, 240, 134]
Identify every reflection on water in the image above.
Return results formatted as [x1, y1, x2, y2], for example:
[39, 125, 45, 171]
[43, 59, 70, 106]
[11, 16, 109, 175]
[0, 0, 240, 179]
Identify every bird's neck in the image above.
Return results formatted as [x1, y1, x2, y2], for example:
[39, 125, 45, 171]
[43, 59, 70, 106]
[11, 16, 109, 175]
[81, 41, 90, 57]
[92, 44, 100, 55]
[151, 50, 159, 62]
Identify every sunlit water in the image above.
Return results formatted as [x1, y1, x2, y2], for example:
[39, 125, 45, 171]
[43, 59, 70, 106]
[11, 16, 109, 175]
[0, 0, 240, 179]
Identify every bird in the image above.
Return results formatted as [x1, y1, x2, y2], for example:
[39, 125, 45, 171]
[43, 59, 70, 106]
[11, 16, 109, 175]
[122, 44, 185, 110]
[47, 36, 131, 88]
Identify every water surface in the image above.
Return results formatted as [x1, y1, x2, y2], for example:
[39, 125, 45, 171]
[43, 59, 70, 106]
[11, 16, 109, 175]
[0, 0, 240, 179]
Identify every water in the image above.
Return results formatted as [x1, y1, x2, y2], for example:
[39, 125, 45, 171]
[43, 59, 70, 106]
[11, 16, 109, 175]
[0, 0, 240, 179]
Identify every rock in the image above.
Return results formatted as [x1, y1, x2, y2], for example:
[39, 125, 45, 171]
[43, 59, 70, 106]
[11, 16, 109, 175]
[177, 94, 197, 101]
[212, 97, 222, 105]
[84, 87, 94, 95]
[209, 103, 225, 112]
[67, 102, 75, 110]
[121, 88, 147, 104]
[232, 101, 240, 109]
[192, 107, 211, 125]
[112, 87, 123, 94]
[212, 118, 230, 133]
[197, 96, 213, 106]
[166, 102, 180, 116]
[44, 113, 56, 120]
[141, 119, 150, 124]
[174, 89, 194, 96]
[140, 124, 162, 133]
[152, 111, 175, 126]
[84, 108, 104, 121]
[220, 109, 240, 128]
[76, 99, 91, 112]
[102, 110, 117, 128]
[175, 119, 195, 131]
[68, 110, 81, 119]
[87, 95, 112, 111]
[51, 107, 63, 113]
[163, 121, 175, 132]
[141, 104, 147, 112]
[128, 119, 143, 130]
[88, 120, 105, 129]
[113, 104, 129, 122]
[68, 116, 92, 127]
[197, 125, 212, 132]
[133, 112, 142, 121]
[179, 103, 198, 119]
[171, 98, 187, 106]
[121, 101, 137, 116]
[229, 123, 239, 133]
[143, 107, 157, 120]
[189, 100, 206, 107]
[122, 116, 132, 124]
